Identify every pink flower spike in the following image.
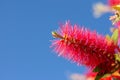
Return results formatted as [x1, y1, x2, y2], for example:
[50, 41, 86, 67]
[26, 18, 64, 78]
[51, 21, 116, 68]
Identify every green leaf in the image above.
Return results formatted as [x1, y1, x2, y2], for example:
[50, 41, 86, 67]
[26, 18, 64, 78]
[111, 29, 119, 44]
[93, 66, 101, 72]
[102, 73, 111, 78]
[95, 74, 104, 80]
[115, 53, 120, 62]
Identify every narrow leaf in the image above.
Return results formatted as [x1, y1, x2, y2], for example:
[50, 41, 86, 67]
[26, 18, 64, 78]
[102, 73, 111, 78]
[93, 66, 101, 72]
[111, 29, 119, 44]
[115, 53, 120, 62]
[95, 74, 104, 80]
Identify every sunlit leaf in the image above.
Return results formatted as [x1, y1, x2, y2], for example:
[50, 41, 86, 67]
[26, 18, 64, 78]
[115, 53, 120, 62]
[102, 73, 111, 78]
[111, 29, 119, 44]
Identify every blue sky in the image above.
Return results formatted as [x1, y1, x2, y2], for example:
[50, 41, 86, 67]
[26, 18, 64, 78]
[0, 0, 113, 80]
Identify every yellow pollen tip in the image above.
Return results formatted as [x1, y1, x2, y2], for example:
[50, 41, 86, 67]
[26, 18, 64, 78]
[52, 31, 63, 39]
[112, 5, 120, 11]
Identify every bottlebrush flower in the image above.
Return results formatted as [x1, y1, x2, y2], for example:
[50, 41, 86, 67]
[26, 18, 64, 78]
[51, 21, 116, 69]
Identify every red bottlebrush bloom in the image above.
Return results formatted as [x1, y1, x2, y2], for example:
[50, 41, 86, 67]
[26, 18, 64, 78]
[51, 21, 116, 68]
[108, 0, 120, 7]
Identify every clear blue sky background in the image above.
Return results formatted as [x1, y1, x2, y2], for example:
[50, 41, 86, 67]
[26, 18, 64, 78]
[0, 0, 113, 80]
